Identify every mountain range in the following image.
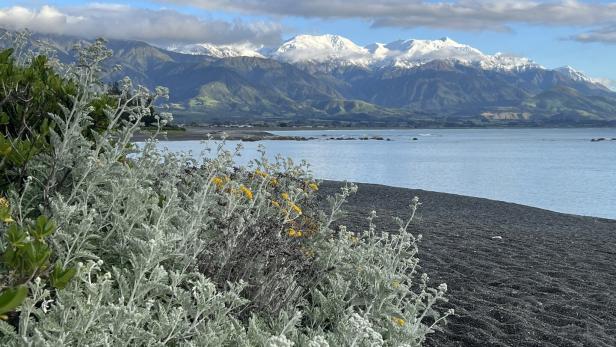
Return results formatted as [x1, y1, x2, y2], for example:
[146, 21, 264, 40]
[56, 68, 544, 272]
[173, 35, 540, 73]
[2, 29, 616, 127]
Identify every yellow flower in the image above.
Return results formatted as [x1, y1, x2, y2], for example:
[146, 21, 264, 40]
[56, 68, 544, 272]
[291, 204, 302, 215]
[281, 192, 290, 201]
[239, 185, 253, 200]
[211, 177, 224, 188]
[270, 178, 278, 187]
[254, 169, 268, 178]
[287, 228, 303, 238]
[308, 182, 319, 191]
[391, 280, 401, 289]
[0, 197, 9, 209]
[349, 236, 359, 244]
[271, 200, 280, 208]
[392, 317, 406, 327]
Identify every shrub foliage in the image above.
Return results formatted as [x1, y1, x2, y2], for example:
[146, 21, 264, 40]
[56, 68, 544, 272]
[0, 36, 450, 346]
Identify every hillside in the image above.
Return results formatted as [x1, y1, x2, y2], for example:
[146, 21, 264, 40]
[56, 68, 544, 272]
[3, 30, 616, 127]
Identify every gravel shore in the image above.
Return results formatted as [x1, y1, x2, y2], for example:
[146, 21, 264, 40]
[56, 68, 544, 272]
[317, 181, 616, 347]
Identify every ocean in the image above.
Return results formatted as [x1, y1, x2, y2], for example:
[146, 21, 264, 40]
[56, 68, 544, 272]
[155, 128, 616, 219]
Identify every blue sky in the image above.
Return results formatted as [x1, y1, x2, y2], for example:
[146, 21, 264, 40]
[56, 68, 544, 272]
[2, 0, 616, 85]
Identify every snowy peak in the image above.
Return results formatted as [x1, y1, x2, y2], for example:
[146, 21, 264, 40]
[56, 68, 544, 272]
[479, 53, 538, 71]
[271, 34, 536, 71]
[271, 34, 371, 66]
[379, 37, 485, 68]
[384, 37, 468, 52]
[556, 66, 593, 83]
[168, 43, 264, 59]
[555, 66, 612, 89]
[168, 34, 540, 71]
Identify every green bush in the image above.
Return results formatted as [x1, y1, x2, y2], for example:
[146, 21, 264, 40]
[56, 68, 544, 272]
[0, 48, 74, 191]
[0, 38, 450, 346]
[0, 37, 169, 193]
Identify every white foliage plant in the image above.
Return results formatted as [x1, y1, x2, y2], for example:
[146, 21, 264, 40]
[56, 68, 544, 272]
[0, 38, 451, 346]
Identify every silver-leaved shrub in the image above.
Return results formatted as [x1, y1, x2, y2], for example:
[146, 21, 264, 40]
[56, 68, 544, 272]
[0, 36, 450, 346]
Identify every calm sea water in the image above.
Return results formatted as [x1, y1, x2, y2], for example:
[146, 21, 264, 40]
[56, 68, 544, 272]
[156, 128, 616, 219]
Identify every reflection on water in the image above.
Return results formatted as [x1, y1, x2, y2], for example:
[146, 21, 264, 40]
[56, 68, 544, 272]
[155, 128, 616, 219]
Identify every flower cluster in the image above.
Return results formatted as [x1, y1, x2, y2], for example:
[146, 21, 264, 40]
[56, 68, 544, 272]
[211, 176, 225, 188]
[288, 228, 304, 238]
[239, 184, 253, 200]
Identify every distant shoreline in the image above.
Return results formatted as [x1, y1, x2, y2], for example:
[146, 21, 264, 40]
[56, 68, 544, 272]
[132, 125, 616, 142]
[132, 127, 398, 142]
[318, 181, 616, 346]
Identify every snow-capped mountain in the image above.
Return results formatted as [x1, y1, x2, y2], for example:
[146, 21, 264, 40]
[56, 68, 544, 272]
[555, 66, 604, 85]
[168, 43, 264, 59]
[167, 34, 610, 87]
[7, 29, 616, 125]
[376, 37, 486, 68]
[479, 53, 538, 71]
[170, 35, 541, 71]
[376, 38, 539, 71]
[270, 34, 372, 66]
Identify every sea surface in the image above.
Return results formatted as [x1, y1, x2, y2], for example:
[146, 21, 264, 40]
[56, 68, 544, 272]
[155, 128, 616, 219]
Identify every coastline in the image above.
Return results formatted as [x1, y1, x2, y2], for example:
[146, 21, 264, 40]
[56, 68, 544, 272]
[132, 127, 326, 142]
[132, 127, 394, 142]
[132, 126, 616, 142]
[317, 181, 616, 346]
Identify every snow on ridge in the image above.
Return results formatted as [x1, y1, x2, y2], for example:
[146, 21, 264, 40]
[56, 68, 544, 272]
[556, 66, 594, 83]
[555, 66, 612, 89]
[269, 35, 540, 71]
[170, 35, 596, 76]
[270, 34, 372, 66]
[168, 42, 264, 59]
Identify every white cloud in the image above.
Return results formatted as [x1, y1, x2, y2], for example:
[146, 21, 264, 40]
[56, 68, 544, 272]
[572, 25, 616, 44]
[0, 4, 283, 46]
[5, 1, 616, 46]
[156, 0, 616, 31]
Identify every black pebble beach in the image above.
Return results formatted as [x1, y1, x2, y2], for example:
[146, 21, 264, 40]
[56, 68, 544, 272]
[318, 181, 616, 347]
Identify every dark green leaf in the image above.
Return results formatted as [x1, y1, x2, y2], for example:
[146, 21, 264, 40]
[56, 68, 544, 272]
[0, 135, 11, 157]
[51, 263, 77, 289]
[30, 215, 56, 240]
[0, 286, 28, 315]
[5, 224, 26, 248]
[0, 112, 8, 125]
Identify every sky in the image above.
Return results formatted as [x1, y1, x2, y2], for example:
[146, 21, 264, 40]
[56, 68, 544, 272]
[1, 0, 616, 86]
